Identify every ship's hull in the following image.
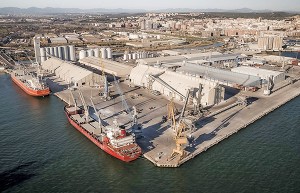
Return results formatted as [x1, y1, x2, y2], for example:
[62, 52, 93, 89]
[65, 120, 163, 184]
[64, 107, 141, 162]
[11, 75, 50, 97]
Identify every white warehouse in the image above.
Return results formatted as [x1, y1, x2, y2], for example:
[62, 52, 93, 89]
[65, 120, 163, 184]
[129, 64, 225, 106]
[41, 58, 102, 87]
[231, 66, 285, 84]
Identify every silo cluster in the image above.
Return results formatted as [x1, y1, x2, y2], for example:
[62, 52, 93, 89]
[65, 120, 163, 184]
[41, 45, 76, 62]
[79, 47, 112, 60]
[123, 51, 154, 61]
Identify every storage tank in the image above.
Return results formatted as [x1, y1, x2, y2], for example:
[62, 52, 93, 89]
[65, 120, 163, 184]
[46, 47, 51, 58]
[58, 46, 64, 60]
[54, 47, 59, 57]
[132, 53, 137, 60]
[123, 53, 128, 61]
[79, 50, 87, 60]
[101, 48, 107, 59]
[50, 47, 54, 56]
[142, 52, 147, 59]
[106, 47, 112, 59]
[63, 46, 69, 61]
[40, 48, 46, 62]
[87, 49, 94, 57]
[94, 48, 100, 58]
[128, 53, 132, 60]
[68, 45, 76, 61]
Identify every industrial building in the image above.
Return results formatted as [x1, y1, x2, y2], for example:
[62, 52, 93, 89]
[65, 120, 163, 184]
[79, 56, 133, 77]
[129, 64, 225, 106]
[138, 53, 247, 66]
[231, 66, 285, 84]
[176, 63, 261, 87]
[41, 58, 102, 87]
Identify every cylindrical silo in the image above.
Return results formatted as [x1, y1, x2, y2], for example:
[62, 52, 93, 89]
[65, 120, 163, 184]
[132, 53, 136, 60]
[40, 48, 46, 62]
[94, 48, 100, 58]
[87, 49, 94, 57]
[101, 48, 107, 59]
[128, 53, 132, 60]
[142, 52, 147, 59]
[106, 47, 112, 59]
[58, 46, 64, 60]
[123, 54, 128, 60]
[63, 46, 69, 61]
[79, 50, 87, 60]
[54, 47, 58, 57]
[50, 47, 54, 56]
[46, 47, 51, 58]
[68, 45, 76, 61]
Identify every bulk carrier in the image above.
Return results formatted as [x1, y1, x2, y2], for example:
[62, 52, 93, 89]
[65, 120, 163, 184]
[64, 91, 142, 162]
[11, 68, 50, 97]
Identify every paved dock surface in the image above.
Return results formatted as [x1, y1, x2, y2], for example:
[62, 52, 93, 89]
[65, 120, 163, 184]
[49, 72, 300, 168]
[144, 78, 300, 167]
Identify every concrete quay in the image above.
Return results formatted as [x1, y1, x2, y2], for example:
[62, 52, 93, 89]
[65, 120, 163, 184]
[144, 79, 300, 167]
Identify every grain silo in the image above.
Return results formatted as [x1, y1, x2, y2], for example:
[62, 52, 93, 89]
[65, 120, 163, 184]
[87, 49, 94, 57]
[68, 45, 76, 61]
[94, 48, 100, 58]
[79, 50, 87, 60]
[63, 46, 69, 61]
[106, 47, 112, 59]
[101, 48, 107, 59]
[40, 48, 46, 62]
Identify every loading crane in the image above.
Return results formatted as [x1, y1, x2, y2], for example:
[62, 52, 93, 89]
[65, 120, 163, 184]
[113, 75, 132, 118]
[100, 57, 110, 101]
[90, 97, 103, 133]
[69, 90, 77, 109]
[147, 73, 186, 100]
[78, 89, 89, 123]
[169, 89, 190, 160]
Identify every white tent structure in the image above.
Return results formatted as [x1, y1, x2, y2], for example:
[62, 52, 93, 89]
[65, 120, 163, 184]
[130, 64, 224, 106]
[41, 58, 102, 87]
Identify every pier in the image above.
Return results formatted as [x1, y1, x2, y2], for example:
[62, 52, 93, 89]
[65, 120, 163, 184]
[144, 79, 300, 167]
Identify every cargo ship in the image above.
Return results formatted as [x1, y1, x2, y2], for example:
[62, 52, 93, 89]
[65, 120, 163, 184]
[11, 68, 50, 97]
[64, 101, 142, 162]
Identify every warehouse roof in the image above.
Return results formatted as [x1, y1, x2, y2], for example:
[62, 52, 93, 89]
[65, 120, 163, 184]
[231, 66, 283, 78]
[41, 58, 92, 82]
[177, 63, 261, 87]
[79, 56, 133, 77]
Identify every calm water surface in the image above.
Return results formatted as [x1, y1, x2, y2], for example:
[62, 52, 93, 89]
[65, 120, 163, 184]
[0, 73, 299, 193]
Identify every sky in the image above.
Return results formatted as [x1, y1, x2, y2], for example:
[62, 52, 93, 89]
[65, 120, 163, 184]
[0, 0, 299, 11]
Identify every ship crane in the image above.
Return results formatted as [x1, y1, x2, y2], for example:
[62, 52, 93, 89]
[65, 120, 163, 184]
[113, 75, 133, 119]
[100, 55, 110, 101]
[69, 90, 77, 109]
[90, 97, 103, 133]
[113, 75, 138, 131]
[78, 89, 89, 123]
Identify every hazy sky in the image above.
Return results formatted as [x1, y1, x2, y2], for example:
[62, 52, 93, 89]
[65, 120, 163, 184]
[1, 0, 299, 11]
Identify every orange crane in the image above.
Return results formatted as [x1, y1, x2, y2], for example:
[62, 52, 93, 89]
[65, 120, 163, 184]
[168, 90, 190, 159]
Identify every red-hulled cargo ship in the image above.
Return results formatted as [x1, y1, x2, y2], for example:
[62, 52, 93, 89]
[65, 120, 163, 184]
[11, 69, 50, 97]
[64, 105, 142, 162]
